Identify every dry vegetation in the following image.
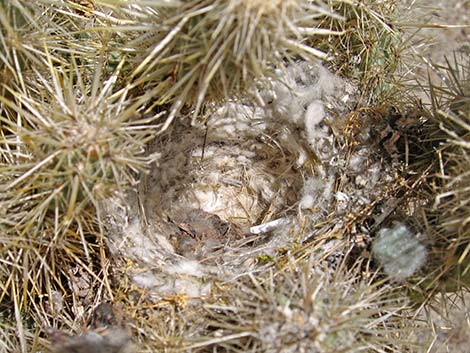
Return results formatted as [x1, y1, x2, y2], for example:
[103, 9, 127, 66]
[0, 0, 469, 352]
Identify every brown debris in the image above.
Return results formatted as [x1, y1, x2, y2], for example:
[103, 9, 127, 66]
[167, 208, 245, 260]
[49, 304, 134, 353]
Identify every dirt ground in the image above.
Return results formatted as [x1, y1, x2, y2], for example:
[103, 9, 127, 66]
[401, 0, 469, 78]
[412, 0, 468, 58]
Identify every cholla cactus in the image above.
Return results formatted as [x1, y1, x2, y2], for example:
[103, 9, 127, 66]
[431, 55, 470, 229]
[314, 0, 402, 100]
[0, 50, 161, 352]
[0, 1, 449, 352]
[372, 223, 427, 280]
[0, 55, 160, 236]
[99, 0, 343, 126]
[190, 249, 418, 352]
[424, 54, 470, 292]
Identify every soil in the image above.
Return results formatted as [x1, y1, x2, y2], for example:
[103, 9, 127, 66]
[400, 0, 469, 85]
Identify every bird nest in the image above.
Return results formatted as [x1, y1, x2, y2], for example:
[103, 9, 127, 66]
[101, 61, 407, 299]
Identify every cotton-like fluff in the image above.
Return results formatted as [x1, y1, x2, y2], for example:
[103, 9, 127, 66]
[263, 62, 348, 126]
[299, 177, 334, 212]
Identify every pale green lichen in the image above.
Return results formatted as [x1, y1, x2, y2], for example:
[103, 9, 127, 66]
[372, 223, 427, 280]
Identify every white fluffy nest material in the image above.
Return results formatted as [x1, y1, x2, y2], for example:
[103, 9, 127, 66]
[102, 61, 396, 298]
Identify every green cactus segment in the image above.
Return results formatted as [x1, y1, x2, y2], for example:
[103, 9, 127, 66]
[372, 223, 427, 280]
